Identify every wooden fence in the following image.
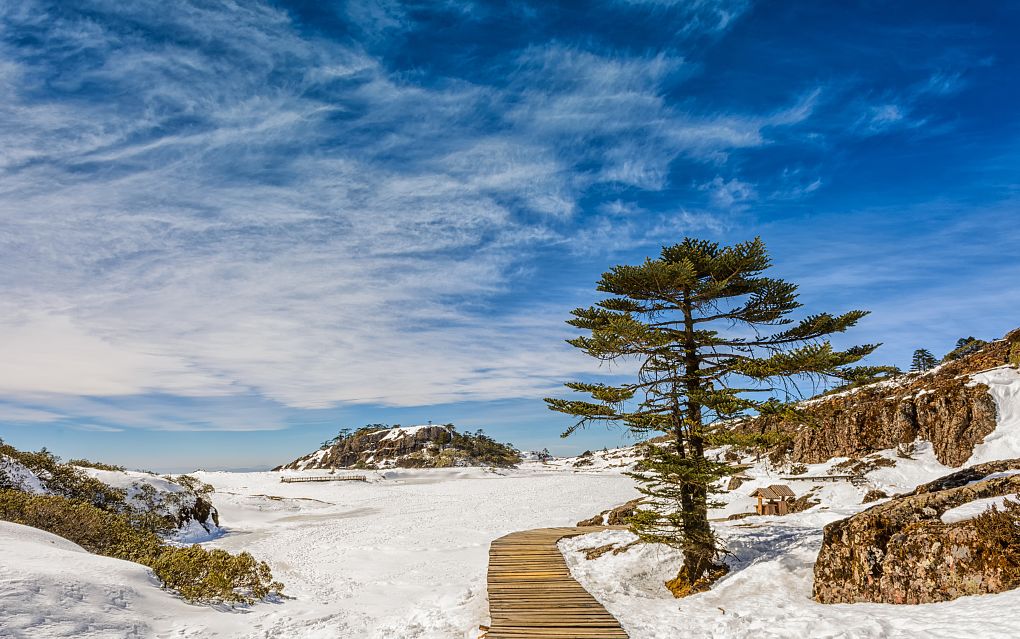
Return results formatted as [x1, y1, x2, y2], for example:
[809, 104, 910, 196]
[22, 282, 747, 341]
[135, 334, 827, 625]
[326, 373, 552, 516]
[279, 475, 367, 483]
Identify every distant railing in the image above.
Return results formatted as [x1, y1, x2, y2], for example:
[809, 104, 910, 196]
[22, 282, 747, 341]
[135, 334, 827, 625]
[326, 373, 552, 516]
[782, 474, 866, 486]
[280, 475, 367, 483]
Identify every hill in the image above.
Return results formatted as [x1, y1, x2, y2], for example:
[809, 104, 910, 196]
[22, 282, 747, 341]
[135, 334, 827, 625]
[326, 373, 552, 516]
[0, 440, 220, 541]
[276, 423, 522, 470]
[733, 328, 1020, 467]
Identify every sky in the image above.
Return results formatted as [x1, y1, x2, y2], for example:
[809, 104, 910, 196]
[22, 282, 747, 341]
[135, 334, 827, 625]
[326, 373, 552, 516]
[1, 1, 1018, 472]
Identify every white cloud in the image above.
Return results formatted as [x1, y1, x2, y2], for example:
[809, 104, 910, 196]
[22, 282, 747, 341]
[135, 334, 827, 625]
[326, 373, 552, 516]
[700, 176, 757, 209]
[0, 0, 815, 419]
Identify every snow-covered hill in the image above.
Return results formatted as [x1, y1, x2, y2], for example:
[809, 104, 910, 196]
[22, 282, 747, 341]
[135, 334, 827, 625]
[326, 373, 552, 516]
[0, 448, 221, 541]
[279, 423, 521, 470]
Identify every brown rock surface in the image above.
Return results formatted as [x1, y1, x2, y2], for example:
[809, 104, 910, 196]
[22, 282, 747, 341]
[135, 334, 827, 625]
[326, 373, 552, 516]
[279, 425, 454, 470]
[576, 497, 643, 527]
[813, 459, 1020, 604]
[734, 332, 1019, 467]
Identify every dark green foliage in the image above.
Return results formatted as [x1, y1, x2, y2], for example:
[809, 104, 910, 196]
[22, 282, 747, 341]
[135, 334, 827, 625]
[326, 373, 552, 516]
[0, 489, 281, 605]
[322, 423, 521, 468]
[546, 237, 877, 587]
[0, 489, 160, 563]
[0, 440, 126, 511]
[68, 459, 127, 472]
[944, 337, 987, 362]
[910, 349, 938, 372]
[168, 474, 215, 496]
[448, 428, 521, 467]
[151, 546, 282, 605]
[0, 439, 215, 536]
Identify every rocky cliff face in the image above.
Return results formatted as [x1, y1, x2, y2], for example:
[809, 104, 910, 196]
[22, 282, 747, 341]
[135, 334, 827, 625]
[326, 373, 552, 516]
[736, 329, 1020, 467]
[813, 459, 1020, 604]
[278, 423, 521, 470]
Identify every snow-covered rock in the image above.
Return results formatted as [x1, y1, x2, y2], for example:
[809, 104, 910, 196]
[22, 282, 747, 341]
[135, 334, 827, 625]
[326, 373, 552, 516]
[732, 330, 1020, 467]
[278, 423, 520, 470]
[77, 467, 221, 542]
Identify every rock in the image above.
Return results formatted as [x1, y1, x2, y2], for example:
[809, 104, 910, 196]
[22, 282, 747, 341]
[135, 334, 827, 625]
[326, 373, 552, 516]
[576, 498, 642, 527]
[727, 475, 748, 491]
[278, 424, 520, 470]
[813, 459, 1020, 604]
[788, 489, 821, 513]
[732, 331, 1019, 467]
[861, 489, 888, 504]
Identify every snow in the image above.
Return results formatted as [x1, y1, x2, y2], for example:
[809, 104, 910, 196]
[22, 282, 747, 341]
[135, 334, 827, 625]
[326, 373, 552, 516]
[941, 494, 1019, 524]
[966, 366, 1020, 465]
[6, 364, 1020, 638]
[538, 445, 643, 473]
[554, 367, 1020, 639]
[0, 454, 47, 494]
[557, 441, 1020, 639]
[77, 467, 222, 542]
[0, 521, 242, 639]
[2, 465, 635, 637]
[379, 424, 442, 441]
[561, 518, 1020, 639]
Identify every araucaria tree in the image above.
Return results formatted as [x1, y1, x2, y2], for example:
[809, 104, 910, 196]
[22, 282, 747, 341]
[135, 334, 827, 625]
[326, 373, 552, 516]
[546, 238, 880, 594]
[910, 348, 937, 372]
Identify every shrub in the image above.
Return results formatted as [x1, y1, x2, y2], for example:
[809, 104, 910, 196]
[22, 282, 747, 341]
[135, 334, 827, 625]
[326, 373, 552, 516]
[973, 497, 1020, 567]
[0, 490, 159, 563]
[68, 458, 126, 472]
[151, 546, 282, 605]
[0, 490, 282, 605]
[168, 474, 215, 496]
[0, 440, 126, 511]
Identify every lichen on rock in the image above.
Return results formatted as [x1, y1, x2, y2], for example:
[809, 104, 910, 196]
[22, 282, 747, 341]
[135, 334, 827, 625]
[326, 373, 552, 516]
[813, 459, 1020, 604]
[733, 333, 1018, 467]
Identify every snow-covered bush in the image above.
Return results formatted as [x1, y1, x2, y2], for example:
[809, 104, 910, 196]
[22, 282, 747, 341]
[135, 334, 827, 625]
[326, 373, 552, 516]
[0, 490, 282, 605]
[0, 439, 219, 540]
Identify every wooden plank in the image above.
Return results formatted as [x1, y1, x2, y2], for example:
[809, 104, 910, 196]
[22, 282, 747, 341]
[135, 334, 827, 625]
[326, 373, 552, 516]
[485, 526, 629, 639]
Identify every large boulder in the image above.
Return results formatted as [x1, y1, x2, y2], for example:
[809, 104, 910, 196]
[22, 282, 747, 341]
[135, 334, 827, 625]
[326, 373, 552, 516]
[576, 498, 642, 527]
[813, 459, 1020, 604]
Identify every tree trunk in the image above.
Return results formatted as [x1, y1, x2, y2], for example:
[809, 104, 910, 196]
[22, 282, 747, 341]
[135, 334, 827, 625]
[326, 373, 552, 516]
[680, 288, 714, 584]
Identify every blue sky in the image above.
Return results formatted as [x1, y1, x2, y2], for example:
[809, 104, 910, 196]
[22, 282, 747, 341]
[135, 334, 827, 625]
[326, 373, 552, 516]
[1, 1, 1018, 471]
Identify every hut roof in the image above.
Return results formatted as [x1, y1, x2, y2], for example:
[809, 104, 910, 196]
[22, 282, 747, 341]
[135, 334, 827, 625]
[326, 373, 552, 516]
[749, 484, 796, 499]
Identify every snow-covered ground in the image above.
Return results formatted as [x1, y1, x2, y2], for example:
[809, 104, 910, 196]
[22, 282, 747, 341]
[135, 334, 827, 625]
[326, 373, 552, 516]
[558, 364, 1020, 639]
[5, 365, 1020, 638]
[560, 441, 1020, 638]
[0, 464, 637, 638]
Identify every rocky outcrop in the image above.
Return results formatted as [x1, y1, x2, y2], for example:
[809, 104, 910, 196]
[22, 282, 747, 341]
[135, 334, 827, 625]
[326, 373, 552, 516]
[735, 330, 1020, 467]
[278, 424, 521, 470]
[282, 425, 455, 470]
[813, 459, 1020, 604]
[577, 498, 642, 527]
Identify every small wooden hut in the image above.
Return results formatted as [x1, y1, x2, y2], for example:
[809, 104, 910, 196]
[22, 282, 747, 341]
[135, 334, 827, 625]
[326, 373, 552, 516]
[749, 484, 796, 515]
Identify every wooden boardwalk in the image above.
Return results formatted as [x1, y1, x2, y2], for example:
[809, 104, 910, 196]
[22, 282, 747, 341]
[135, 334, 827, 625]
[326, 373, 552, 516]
[484, 526, 629, 639]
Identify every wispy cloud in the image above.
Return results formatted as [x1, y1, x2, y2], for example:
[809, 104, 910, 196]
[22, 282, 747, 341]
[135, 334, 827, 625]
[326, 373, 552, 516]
[1, 0, 1009, 442]
[0, 0, 788, 417]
